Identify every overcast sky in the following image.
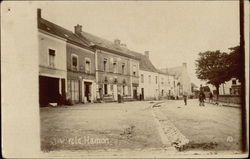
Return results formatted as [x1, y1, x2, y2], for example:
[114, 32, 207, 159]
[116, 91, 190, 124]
[37, 1, 240, 86]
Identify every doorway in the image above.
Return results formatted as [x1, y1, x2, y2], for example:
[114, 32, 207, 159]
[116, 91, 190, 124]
[39, 76, 59, 106]
[133, 86, 137, 99]
[84, 82, 92, 102]
[141, 88, 144, 100]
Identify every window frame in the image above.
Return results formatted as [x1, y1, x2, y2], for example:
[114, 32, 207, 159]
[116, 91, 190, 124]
[122, 63, 125, 74]
[47, 48, 56, 68]
[84, 57, 91, 74]
[141, 74, 144, 83]
[71, 54, 79, 71]
[103, 58, 108, 72]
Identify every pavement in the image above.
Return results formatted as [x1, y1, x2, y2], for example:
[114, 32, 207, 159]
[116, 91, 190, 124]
[40, 99, 243, 157]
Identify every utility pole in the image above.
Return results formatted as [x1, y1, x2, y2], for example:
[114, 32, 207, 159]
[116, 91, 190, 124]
[239, 0, 246, 152]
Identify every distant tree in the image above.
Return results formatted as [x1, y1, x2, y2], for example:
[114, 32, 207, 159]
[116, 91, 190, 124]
[195, 50, 231, 98]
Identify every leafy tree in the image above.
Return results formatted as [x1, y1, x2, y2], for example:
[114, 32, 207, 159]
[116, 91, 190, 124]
[195, 50, 231, 98]
[226, 46, 244, 83]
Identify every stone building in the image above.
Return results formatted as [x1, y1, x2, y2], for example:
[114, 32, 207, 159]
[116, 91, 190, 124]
[38, 9, 67, 105]
[160, 63, 192, 98]
[38, 9, 96, 105]
[130, 51, 160, 100]
[218, 78, 241, 95]
[157, 70, 176, 99]
[74, 26, 140, 101]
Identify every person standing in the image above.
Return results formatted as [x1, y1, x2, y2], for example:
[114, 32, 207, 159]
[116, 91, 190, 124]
[209, 92, 213, 103]
[199, 91, 205, 106]
[183, 94, 187, 105]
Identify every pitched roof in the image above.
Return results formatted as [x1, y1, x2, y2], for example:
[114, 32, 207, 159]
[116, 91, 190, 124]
[159, 66, 184, 77]
[38, 18, 90, 47]
[128, 51, 158, 72]
[80, 31, 138, 59]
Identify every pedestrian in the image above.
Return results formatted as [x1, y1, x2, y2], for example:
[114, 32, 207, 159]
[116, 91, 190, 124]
[209, 92, 213, 104]
[199, 91, 205, 106]
[183, 94, 187, 105]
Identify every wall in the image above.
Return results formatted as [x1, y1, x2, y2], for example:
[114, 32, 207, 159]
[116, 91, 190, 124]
[179, 68, 192, 95]
[139, 70, 159, 100]
[96, 50, 138, 98]
[38, 31, 67, 79]
[218, 95, 241, 104]
[219, 78, 241, 95]
[66, 43, 95, 77]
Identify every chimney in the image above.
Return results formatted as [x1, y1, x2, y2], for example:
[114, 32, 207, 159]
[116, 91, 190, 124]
[114, 39, 121, 45]
[144, 51, 149, 59]
[37, 8, 41, 19]
[183, 62, 187, 68]
[74, 24, 82, 35]
[120, 43, 127, 48]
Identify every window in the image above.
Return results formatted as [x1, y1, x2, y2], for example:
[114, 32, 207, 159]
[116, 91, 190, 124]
[155, 76, 158, 84]
[85, 58, 91, 73]
[103, 58, 107, 72]
[113, 62, 117, 73]
[104, 84, 108, 95]
[133, 65, 137, 76]
[48, 49, 55, 67]
[232, 80, 236, 85]
[141, 74, 144, 83]
[71, 54, 78, 70]
[122, 63, 125, 74]
[149, 75, 151, 84]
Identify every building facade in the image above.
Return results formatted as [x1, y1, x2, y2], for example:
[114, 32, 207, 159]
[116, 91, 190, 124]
[158, 72, 176, 99]
[219, 78, 241, 95]
[66, 43, 96, 104]
[130, 51, 160, 100]
[75, 28, 140, 101]
[38, 12, 67, 105]
[160, 63, 192, 98]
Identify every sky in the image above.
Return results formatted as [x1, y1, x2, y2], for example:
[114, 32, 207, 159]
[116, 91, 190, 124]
[37, 1, 240, 86]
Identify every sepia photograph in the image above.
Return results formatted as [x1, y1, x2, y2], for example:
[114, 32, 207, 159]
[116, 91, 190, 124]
[1, 1, 249, 158]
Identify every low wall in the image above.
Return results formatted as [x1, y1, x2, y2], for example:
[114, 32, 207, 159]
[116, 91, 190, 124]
[217, 95, 241, 104]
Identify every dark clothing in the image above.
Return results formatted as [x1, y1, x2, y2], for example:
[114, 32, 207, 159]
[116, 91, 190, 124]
[183, 95, 187, 105]
[199, 92, 205, 106]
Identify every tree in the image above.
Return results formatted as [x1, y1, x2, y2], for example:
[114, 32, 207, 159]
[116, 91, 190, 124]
[195, 50, 231, 99]
[227, 46, 244, 83]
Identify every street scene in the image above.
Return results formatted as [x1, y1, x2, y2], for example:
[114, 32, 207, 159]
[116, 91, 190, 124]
[40, 99, 242, 155]
[37, 1, 246, 157]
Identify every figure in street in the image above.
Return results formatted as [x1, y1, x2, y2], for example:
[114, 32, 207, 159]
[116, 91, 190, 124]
[199, 91, 205, 106]
[209, 92, 213, 104]
[183, 94, 187, 105]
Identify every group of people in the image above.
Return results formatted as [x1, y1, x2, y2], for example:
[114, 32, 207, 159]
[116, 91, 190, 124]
[182, 84, 214, 106]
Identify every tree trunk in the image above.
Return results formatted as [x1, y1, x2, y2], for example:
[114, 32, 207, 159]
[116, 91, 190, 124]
[215, 85, 219, 100]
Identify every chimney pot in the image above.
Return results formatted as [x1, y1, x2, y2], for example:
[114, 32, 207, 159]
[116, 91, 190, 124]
[74, 24, 82, 35]
[144, 51, 149, 58]
[120, 43, 127, 48]
[114, 39, 121, 45]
